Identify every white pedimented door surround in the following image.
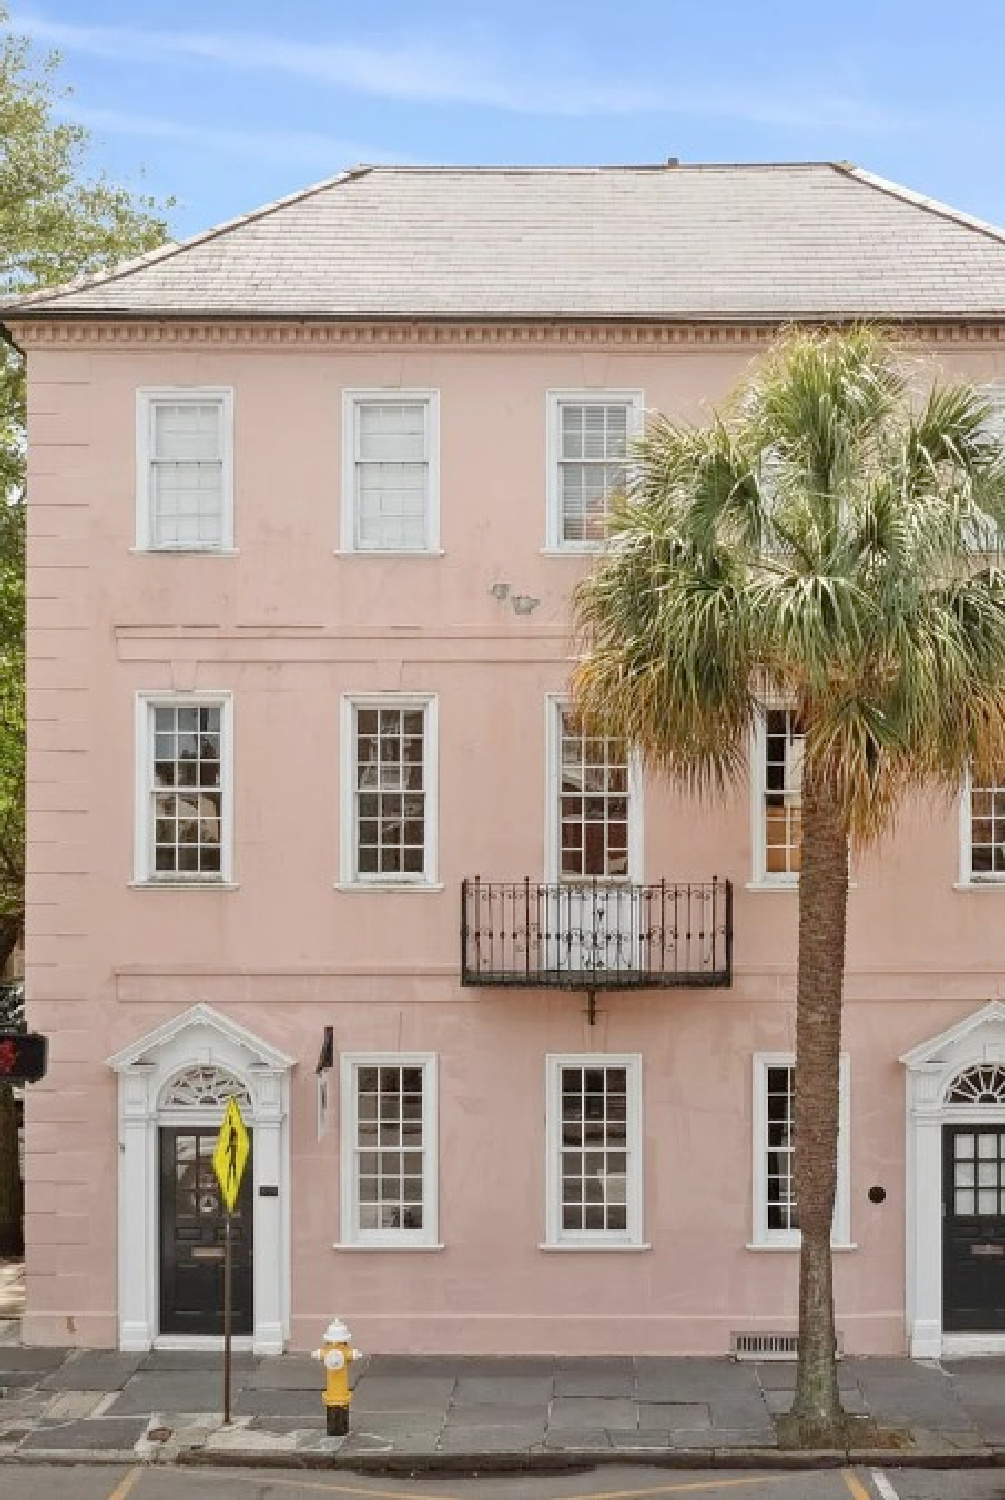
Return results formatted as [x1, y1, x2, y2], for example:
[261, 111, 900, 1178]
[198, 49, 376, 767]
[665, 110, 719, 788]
[108, 1003, 295, 1355]
[902, 1000, 1005, 1357]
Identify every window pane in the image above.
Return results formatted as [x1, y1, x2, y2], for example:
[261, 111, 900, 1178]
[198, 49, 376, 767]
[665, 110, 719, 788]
[558, 709, 630, 879]
[354, 401, 429, 551]
[764, 1064, 798, 1231]
[971, 778, 1005, 878]
[354, 1062, 425, 1236]
[763, 709, 804, 876]
[558, 1063, 633, 1235]
[559, 401, 631, 542]
[355, 706, 425, 879]
[148, 703, 224, 878]
[150, 401, 224, 549]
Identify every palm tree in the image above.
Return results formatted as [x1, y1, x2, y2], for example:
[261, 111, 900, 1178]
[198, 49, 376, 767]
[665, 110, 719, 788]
[572, 327, 1005, 1447]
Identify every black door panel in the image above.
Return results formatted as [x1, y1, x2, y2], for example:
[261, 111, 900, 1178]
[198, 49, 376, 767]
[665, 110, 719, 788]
[944, 1124, 1005, 1331]
[159, 1126, 253, 1337]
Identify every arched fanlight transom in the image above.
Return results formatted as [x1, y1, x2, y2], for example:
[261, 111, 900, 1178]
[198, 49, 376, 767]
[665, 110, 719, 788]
[946, 1065, 1005, 1106]
[159, 1064, 251, 1113]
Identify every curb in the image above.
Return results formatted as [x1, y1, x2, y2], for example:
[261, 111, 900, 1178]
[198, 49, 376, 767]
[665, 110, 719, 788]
[0, 1441, 1002, 1473]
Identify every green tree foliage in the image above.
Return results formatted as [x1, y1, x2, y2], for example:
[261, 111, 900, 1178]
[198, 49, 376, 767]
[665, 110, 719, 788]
[573, 327, 1005, 1445]
[0, 9, 170, 1254]
[0, 7, 170, 974]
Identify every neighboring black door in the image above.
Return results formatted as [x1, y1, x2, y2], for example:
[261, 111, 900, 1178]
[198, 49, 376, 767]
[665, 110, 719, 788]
[159, 1126, 253, 1336]
[943, 1123, 1005, 1331]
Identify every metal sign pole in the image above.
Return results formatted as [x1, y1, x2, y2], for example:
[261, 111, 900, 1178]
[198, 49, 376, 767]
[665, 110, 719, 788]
[223, 1209, 232, 1425]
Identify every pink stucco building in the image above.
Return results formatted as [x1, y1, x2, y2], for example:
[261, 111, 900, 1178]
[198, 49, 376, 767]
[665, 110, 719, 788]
[8, 162, 1005, 1359]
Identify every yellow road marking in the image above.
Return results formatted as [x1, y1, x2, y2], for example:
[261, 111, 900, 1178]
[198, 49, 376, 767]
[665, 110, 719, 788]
[842, 1471, 873, 1500]
[546, 1473, 809, 1499]
[107, 1468, 143, 1500]
[188, 1469, 462, 1499]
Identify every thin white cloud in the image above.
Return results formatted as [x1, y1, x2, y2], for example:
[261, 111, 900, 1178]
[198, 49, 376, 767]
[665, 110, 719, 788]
[56, 103, 405, 169]
[14, 10, 903, 130]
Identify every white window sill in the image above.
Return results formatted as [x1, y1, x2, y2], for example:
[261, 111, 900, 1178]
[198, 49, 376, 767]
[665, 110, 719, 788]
[333, 1241, 444, 1252]
[334, 549, 445, 559]
[335, 882, 444, 893]
[746, 881, 857, 893]
[746, 1241, 858, 1253]
[538, 1241, 651, 1253]
[954, 880, 1005, 891]
[129, 880, 240, 891]
[540, 546, 604, 557]
[129, 546, 239, 556]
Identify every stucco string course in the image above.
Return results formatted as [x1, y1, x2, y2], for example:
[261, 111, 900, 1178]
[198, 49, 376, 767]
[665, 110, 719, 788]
[0, 1350, 1001, 1466]
[6, 163, 1005, 321]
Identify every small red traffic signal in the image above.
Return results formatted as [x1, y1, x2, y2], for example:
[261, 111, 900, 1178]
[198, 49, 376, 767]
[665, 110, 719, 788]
[0, 1033, 47, 1084]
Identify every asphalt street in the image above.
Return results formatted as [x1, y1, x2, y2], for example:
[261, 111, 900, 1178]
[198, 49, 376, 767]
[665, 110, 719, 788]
[4, 1467, 1005, 1500]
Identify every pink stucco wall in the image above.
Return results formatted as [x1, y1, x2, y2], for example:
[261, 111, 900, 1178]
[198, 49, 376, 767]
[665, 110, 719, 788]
[17, 326, 1005, 1352]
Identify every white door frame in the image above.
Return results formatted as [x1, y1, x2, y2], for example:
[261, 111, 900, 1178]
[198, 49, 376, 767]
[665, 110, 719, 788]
[109, 1003, 295, 1355]
[902, 1001, 1005, 1357]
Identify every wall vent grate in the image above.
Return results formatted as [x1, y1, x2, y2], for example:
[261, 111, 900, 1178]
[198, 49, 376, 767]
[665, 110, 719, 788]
[730, 1330, 844, 1361]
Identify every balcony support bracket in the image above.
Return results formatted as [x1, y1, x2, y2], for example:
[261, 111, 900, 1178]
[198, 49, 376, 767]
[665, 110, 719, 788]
[585, 989, 598, 1027]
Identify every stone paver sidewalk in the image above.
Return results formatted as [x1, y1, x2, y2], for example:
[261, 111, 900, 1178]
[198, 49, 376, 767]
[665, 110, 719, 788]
[0, 1346, 1001, 1468]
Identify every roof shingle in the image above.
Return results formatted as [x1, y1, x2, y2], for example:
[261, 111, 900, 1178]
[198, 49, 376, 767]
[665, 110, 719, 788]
[6, 162, 1005, 322]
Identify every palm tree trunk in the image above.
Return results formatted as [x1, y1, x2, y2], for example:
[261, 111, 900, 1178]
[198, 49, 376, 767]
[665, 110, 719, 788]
[790, 767, 849, 1445]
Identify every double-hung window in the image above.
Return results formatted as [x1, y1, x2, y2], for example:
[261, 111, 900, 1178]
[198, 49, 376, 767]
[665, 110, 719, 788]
[557, 706, 632, 880]
[136, 389, 233, 551]
[751, 1054, 851, 1248]
[340, 695, 438, 885]
[753, 705, 804, 884]
[134, 693, 233, 883]
[342, 391, 440, 553]
[961, 773, 1005, 882]
[545, 1055, 644, 1247]
[339, 1053, 438, 1246]
[546, 391, 643, 549]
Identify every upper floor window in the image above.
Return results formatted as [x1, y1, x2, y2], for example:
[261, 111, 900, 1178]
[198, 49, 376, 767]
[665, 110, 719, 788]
[133, 693, 233, 884]
[555, 706, 632, 880]
[340, 695, 438, 886]
[545, 1054, 644, 1248]
[752, 705, 804, 885]
[341, 391, 440, 553]
[751, 1053, 851, 1249]
[960, 773, 1005, 883]
[339, 1053, 439, 1247]
[546, 391, 643, 550]
[136, 389, 233, 552]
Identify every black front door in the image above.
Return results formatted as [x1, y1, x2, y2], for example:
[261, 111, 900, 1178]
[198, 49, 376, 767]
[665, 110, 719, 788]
[943, 1123, 1005, 1331]
[159, 1126, 253, 1336]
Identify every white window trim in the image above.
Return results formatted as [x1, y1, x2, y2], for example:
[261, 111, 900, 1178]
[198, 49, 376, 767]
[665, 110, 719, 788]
[340, 389, 440, 555]
[749, 704, 799, 889]
[133, 691, 234, 886]
[545, 390, 644, 552]
[958, 769, 1005, 887]
[544, 1053, 644, 1250]
[339, 693, 439, 888]
[750, 1052, 853, 1250]
[135, 387, 234, 552]
[544, 694, 644, 883]
[338, 1051, 439, 1249]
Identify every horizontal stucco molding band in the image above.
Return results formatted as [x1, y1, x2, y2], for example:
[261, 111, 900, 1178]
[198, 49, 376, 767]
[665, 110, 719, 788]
[8, 318, 1005, 352]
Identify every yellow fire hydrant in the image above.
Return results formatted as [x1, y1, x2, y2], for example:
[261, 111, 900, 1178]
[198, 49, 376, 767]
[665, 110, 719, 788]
[312, 1318, 364, 1436]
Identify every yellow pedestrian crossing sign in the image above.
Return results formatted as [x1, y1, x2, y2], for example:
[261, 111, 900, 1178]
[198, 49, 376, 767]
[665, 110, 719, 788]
[213, 1097, 250, 1213]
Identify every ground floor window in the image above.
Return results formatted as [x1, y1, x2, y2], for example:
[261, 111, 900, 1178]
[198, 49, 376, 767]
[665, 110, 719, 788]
[339, 1053, 439, 1247]
[545, 1054, 643, 1248]
[751, 1052, 852, 1248]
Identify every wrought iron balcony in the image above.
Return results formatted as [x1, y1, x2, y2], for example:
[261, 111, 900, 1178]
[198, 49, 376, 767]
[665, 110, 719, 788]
[461, 878, 732, 991]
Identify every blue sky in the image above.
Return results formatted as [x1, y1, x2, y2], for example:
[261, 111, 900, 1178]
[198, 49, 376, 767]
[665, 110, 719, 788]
[12, 1, 1005, 241]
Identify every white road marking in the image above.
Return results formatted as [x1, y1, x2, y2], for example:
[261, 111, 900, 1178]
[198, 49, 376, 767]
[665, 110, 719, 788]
[870, 1471, 900, 1500]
